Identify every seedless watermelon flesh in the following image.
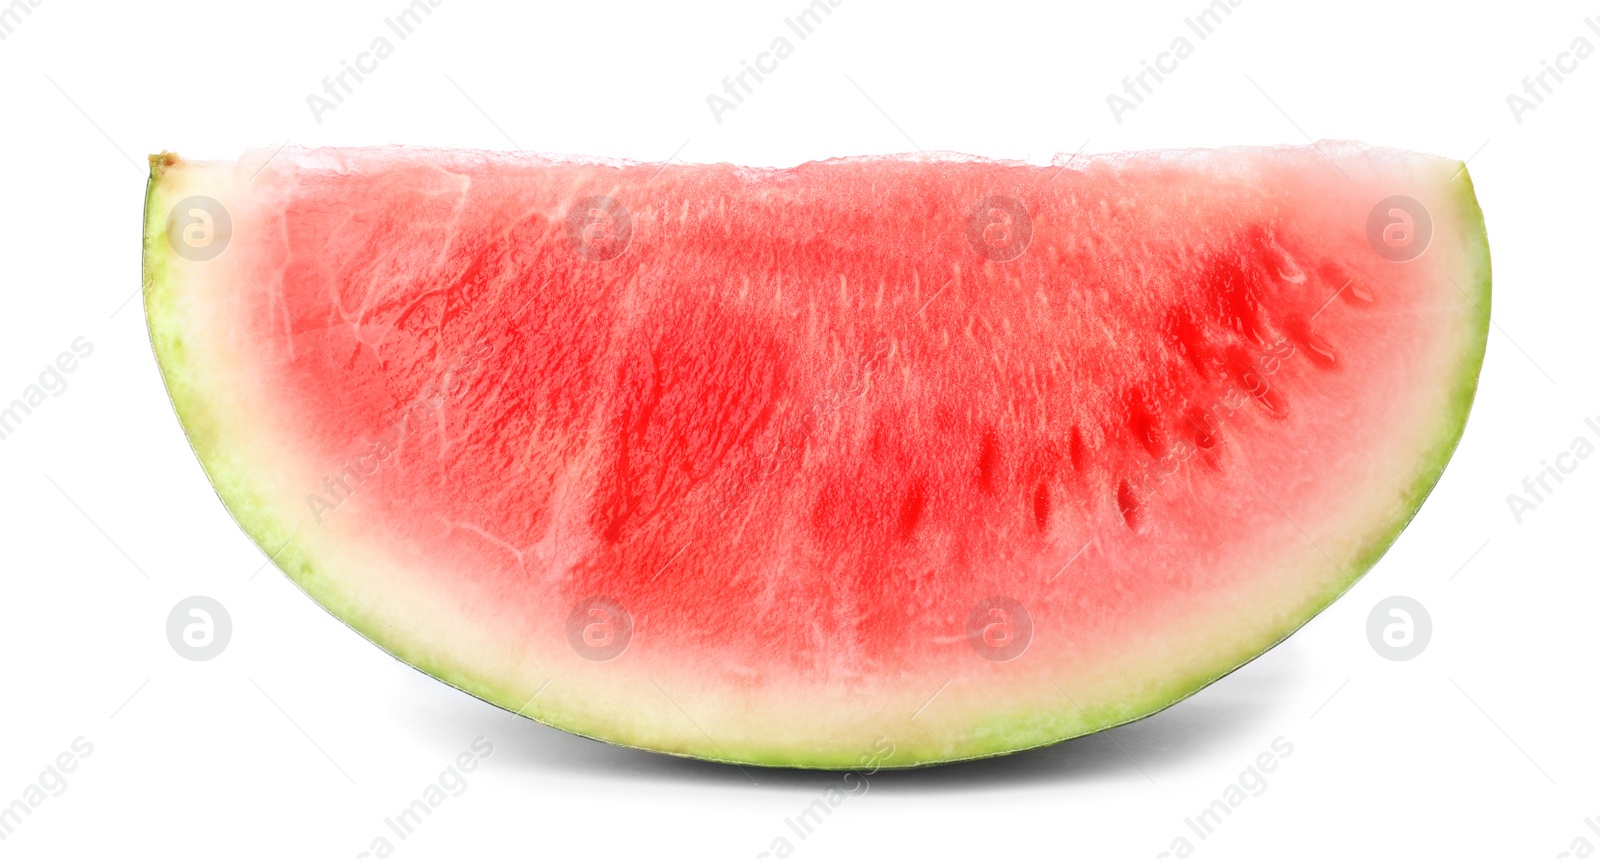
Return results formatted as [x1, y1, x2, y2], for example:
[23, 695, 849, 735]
[143, 143, 1488, 768]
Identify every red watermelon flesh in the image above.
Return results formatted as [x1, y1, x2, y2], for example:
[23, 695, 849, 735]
[143, 143, 1488, 768]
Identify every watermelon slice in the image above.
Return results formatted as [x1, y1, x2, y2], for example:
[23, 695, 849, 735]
[142, 143, 1489, 768]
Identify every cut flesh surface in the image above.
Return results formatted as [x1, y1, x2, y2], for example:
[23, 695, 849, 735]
[143, 144, 1489, 768]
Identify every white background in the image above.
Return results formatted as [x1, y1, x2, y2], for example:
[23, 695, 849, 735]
[1, 0, 1596, 856]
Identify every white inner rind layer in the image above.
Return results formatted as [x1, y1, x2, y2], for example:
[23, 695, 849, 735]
[144, 148, 1489, 768]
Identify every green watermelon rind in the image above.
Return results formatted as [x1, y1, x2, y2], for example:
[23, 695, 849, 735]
[962, 168, 1492, 763]
[143, 155, 1490, 770]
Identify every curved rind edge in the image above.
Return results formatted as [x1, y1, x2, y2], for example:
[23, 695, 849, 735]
[955, 161, 1492, 769]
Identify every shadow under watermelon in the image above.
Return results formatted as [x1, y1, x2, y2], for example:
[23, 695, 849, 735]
[396, 632, 1308, 792]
